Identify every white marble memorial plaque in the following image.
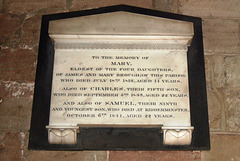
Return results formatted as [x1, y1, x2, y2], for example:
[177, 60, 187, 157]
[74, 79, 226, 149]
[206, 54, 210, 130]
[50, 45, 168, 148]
[46, 11, 194, 145]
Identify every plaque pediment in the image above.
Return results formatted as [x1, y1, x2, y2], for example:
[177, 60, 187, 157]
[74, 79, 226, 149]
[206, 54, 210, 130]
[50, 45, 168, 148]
[49, 11, 193, 37]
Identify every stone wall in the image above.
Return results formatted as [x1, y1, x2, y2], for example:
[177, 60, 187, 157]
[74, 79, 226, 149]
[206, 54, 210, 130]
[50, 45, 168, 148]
[0, 0, 239, 160]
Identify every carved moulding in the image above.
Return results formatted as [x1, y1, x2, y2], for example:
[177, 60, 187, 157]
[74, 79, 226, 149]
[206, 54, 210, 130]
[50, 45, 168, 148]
[162, 126, 194, 145]
[46, 126, 79, 144]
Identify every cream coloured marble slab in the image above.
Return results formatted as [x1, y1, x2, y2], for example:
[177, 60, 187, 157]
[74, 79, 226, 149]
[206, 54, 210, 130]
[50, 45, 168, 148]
[49, 49, 190, 127]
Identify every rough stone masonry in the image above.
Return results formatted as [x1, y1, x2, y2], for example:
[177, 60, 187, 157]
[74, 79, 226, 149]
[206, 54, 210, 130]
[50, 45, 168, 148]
[0, 0, 240, 160]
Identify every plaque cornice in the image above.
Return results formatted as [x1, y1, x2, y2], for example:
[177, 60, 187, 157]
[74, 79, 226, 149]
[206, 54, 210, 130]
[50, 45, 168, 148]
[54, 42, 187, 50]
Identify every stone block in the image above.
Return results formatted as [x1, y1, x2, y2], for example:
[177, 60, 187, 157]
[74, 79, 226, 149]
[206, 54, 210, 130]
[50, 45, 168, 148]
[0, 98, 32, 132]
[206, 88, 221, 131]
[24, 150, 107, 161]
[20, 14, 42, 49]
[211, 55, 240, 88]
[204, 56, 211, 88]
[0, 49, 37, 82]
[224, 89, 240, 132]
[211, 56, 225, 88]
[153, 0, 178, 13]
[109, 151, 201, 161]
[0, 81, 34, 98]
[0, 0, 3, 11]
[0, 13, 23, 49]
[69, 0, 152, 11]
[0, 132, 22, 161]
[3, 0, 67, 14]
[202, 134, 240, 161]
[224, 56, 240, 88]
[202, 19, 239, 55]
[179, 0, 240, 18]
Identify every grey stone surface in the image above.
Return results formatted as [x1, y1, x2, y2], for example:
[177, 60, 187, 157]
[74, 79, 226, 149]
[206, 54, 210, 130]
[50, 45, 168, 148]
[204, 56, 212, 88]
[202, 19, 239, 55]
[153, 0, 178, 13]
[224, 89, 240, 132]
[179, 0, 240, 18]
[206, 88, 221, 131]
[211, 56, 225, 88]
[69, 0, 152, 11]
[211, 56, 240, 88]
[202, 134, 240, 161]
[224, 56, 240, 88]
